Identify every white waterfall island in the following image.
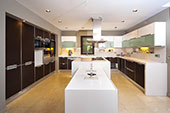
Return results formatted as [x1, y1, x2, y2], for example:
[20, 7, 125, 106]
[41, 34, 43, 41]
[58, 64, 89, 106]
[65, 58, 118, 113]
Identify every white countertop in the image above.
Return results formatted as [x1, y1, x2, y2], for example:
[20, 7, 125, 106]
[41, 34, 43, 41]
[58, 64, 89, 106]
[65, 67, 117, 90]
[59, 55, 165, 64]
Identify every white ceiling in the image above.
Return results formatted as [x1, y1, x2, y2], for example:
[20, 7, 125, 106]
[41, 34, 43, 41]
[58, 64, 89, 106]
[16, 0, 169, 31]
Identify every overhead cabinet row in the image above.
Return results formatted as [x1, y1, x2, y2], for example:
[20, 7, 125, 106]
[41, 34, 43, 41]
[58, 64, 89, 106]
[122, 22, 166, 48]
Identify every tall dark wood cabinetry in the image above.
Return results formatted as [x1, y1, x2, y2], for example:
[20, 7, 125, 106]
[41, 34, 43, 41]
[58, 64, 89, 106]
[22, 23, 34, 89]
[6, 14, 56, 99]
[6, 16, 22, 99]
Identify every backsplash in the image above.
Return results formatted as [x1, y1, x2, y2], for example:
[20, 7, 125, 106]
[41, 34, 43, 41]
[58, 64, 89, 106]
[60, 48, 123, 57]
[60, 47, 166, 63]
[122, 47, 166, 63]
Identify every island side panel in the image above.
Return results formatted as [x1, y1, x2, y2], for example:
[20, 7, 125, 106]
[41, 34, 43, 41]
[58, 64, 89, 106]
[65, 89, 118, 113]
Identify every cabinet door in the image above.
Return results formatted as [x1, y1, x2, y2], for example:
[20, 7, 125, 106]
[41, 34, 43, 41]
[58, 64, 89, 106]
[6, 16, 21, 66]
[22, 63, 34, 89]
[144, 34, 154, 47]
[126, 60, 136, 80]
[117, 58, 121, 70]
[35, 65, 44, 81]
[59, 57, 68, 69]
[45, 63, 50, 76]
[6, 66, 21, 99]
[51, 61, 56, 72]
[121, 59, 125, 73]
[44, 31, 50, 39]
[67, 59, 73, 70]
[22, 23, 34, 63]
[136, 63, 145, 88]
[35, 27, 43, 38]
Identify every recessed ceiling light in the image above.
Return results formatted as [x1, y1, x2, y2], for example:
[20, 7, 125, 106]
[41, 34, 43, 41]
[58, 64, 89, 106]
[121, 20, 125, 23]
[45, 9, 51, 13]
[132, 9, 138, 12]
[162, 2, 170, 7]
[114, 26, 117, 29]
[58, 20, 62, 23]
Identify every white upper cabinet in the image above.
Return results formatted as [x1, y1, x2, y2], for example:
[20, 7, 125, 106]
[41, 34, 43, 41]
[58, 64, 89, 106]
[114, 36, 122, 48]
[122, 22, 166, 47]
[138, 23, 154, 37]
[123, 30, 137, 40]
[98, 36, 122, 48]
[137, 22, 166, 46]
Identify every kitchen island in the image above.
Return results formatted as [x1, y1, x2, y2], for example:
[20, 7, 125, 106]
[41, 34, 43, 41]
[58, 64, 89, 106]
[65, 58, 118, 113]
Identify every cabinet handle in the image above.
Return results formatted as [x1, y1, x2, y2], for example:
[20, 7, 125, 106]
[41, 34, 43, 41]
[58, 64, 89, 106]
[6, 64, 18, 71]
[126, 67, 134, 73]
[25, 61, 33, 66]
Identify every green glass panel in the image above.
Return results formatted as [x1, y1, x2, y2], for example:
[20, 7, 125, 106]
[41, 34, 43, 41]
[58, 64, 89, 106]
[105, 41, 114, 48]
[138, 36, 145, 47]
[144, 34, 154, 47]
[62, 41, 76, 48]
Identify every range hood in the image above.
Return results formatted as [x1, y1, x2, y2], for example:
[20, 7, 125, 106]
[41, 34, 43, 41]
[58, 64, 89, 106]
[87, 17, 106, 43]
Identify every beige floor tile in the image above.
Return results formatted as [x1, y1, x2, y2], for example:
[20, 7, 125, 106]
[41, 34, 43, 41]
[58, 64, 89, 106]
[6, 71, 170, 113]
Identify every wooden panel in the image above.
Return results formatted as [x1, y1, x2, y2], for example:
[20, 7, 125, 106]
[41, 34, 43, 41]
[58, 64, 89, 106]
[6, 67, 21, 99]
[6, 16, 21, 66]
[35, 65, 44, 81]
[22, 23, 34, 63]
[22, 64, 34, 89]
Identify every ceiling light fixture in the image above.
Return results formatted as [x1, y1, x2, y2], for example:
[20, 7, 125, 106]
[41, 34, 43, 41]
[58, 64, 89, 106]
[162, 2, 170, 7]
[114, 26, 118, 29]
[45, 9, 51, 13]
[132, 9, 138, 12]
[58, 20, 62, 23]
[121, 20, 125, 23]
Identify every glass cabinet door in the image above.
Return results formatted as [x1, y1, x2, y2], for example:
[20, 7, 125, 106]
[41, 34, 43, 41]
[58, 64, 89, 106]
[144, 34, 154, 46]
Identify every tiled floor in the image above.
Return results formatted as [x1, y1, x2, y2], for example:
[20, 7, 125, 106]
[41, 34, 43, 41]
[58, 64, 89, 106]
[6, 71, 170, 113]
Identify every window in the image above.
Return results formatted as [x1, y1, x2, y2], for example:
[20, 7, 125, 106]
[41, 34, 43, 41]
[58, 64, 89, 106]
[81, 36, 94, 55]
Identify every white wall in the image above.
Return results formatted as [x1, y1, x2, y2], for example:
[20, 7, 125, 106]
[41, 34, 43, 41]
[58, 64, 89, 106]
[0, 0, 61, 112]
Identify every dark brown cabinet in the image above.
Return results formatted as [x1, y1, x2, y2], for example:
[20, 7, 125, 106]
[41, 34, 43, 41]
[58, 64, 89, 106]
[125, 60, 136, 80]
[6, 16, 22, 99]
[35, 65, 44, 81]
[22, 64, 34, 89]
[22, 23, 34, 63]
[105, 57, 117, 69]
[136, 63, 145, 88]
[6, 67, 21, 99]
[59, 57, 76, 70]
[51, 61, 56, 72]
[59, 57, 68, 69]
[22, 22, 35, 89]
[117, 57, 145, 88]
[43, 31, 50, 39]
[35, 27, 43, 38]
[44, 63, 51, 76]
[6, 16, 21, 66]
